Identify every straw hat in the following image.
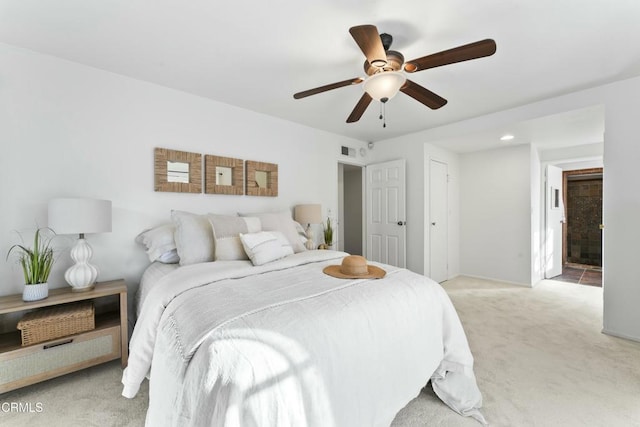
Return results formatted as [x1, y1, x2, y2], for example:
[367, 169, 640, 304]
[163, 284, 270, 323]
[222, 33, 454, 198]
[323, 255, 386, 279]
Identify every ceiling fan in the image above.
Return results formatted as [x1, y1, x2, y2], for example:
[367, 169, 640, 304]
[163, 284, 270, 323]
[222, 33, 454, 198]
[293, 24, 496, 125]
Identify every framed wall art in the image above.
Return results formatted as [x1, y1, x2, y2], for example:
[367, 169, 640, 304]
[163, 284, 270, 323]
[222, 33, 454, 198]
[154, 148, 202, 193]
[204, 155, 244, 195]
[245, 160, 278, 197]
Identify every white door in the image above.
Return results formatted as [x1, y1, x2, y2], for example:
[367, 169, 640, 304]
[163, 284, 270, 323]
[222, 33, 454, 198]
[545, 164, 564, 278]
[366, 159, 406, 267]
[429, 159, 448, 282]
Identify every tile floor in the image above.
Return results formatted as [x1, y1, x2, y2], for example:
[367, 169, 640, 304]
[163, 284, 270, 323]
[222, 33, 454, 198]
[551, 264, 602, 287]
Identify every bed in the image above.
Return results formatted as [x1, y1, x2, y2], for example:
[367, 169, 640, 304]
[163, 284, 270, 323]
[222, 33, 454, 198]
[122, 248, 485, 426]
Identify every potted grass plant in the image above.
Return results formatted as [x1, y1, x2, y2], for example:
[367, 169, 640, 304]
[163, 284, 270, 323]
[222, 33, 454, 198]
[6, 228, 55, 301]
[323, 217, 333, 249]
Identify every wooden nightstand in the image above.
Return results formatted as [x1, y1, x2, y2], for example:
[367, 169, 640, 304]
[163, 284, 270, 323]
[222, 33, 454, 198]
[0, 279, 128, 393]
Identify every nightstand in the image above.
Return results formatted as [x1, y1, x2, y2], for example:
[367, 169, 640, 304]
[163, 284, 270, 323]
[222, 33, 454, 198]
[0, 279, 128, 393]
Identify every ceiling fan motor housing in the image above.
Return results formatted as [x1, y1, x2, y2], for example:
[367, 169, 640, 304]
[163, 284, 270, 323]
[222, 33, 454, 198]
[380, 33, 393, 51]
[363, 50, 405, 75]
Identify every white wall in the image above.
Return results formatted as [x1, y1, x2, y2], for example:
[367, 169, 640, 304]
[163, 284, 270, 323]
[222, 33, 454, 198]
[0, 44, 366, 297]
[539, 142, 604, 164]
[601, 85, 640, 341]
[530, 145, 543, 285]
[459, 144, 533, 285]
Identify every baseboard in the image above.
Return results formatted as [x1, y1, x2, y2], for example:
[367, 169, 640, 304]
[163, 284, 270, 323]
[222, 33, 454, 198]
[601, 328, 640, 343]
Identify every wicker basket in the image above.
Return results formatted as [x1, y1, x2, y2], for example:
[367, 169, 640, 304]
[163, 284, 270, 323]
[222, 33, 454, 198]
[17, 302, 95, 346]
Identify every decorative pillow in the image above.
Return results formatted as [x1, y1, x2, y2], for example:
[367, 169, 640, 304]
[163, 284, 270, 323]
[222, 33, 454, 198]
[171, 210, 215, 266]
[135, 223, 179, 263]
[239, 231, 294, 266]
[238, 210, 307, 253]
[208, 214, 262, 261]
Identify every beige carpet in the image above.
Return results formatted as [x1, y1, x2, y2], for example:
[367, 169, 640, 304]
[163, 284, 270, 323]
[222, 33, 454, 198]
[2, 276, 639, 426]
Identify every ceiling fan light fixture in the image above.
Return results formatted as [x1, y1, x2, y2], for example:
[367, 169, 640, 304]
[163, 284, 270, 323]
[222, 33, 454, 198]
[363, 71, 406, 102]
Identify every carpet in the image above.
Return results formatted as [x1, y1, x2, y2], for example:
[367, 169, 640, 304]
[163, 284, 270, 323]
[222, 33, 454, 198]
[2, 276, 639, 426]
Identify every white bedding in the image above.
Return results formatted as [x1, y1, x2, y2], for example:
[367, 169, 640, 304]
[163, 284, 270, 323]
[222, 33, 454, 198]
[136, 261, 178, 316]
[123, 250, 485, 426]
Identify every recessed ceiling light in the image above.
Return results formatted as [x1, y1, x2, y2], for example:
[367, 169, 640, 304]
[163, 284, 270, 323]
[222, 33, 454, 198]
[500, 134, 515, 141]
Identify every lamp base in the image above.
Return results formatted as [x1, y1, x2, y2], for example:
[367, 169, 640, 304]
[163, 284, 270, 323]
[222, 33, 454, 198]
[305, 225, 316, 250]
[65, 238, 99, 292]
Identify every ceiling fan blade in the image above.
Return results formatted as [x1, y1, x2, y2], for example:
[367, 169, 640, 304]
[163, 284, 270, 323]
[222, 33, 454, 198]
[293, 78, 363, 99]
[400, 80, 447, 109]
[346, 93, 373, 123]
[349, 25, 388, 67]
[404, 39, 496, 73]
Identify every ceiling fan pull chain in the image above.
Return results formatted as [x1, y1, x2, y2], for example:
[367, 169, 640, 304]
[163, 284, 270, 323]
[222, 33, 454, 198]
[383, 103, 387, 128]
[381, 100, 387, 128]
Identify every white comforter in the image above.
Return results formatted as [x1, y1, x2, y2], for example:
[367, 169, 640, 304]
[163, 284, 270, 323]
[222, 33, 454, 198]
[123, 250, 485, 426]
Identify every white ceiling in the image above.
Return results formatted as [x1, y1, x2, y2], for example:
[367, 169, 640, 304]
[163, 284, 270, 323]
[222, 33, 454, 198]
[432, 104, 605, 153]
[0, 0, 635, 149]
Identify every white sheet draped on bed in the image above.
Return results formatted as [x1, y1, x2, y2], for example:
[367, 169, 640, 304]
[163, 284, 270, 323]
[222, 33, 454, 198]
[123, 250, 486, 426]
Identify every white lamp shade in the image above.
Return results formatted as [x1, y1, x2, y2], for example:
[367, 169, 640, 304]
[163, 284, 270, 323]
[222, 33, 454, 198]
[48, 198, 112, 235]
[294, 204, 322, 225]
[363, 71, 407, 101]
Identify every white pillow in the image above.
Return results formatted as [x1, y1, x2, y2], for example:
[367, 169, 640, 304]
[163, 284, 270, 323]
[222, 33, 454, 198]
[171, 210, 215, 266]
[239, 231, 294, 266]
[135, 223, 179, 263]
[208, 214, 261, 261]
[238, 210, 307, 253]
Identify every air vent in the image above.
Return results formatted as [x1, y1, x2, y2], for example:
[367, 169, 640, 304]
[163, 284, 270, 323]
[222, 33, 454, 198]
[341, 146, 356, 157]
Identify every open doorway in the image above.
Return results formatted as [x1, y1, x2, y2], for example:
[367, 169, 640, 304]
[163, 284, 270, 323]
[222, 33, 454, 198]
[558, 168, 603, 286]
[337, 163, 364, 255]
[547, 165, 603, 287]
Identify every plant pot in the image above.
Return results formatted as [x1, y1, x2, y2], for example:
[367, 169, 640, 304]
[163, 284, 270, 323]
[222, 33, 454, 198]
[23, 282, 49, 302]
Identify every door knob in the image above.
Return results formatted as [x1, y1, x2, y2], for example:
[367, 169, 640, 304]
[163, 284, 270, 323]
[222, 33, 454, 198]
[397, 221, 406, 226]
[431, 222, 436, 226]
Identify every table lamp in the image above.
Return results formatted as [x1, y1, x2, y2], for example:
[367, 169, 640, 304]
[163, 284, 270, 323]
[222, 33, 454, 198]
[48, 198, 112, 292]
[294, 204, 322, 250]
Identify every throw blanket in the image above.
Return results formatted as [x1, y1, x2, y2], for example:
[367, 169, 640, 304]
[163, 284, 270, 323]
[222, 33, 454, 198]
[123, 251, 486, 426]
